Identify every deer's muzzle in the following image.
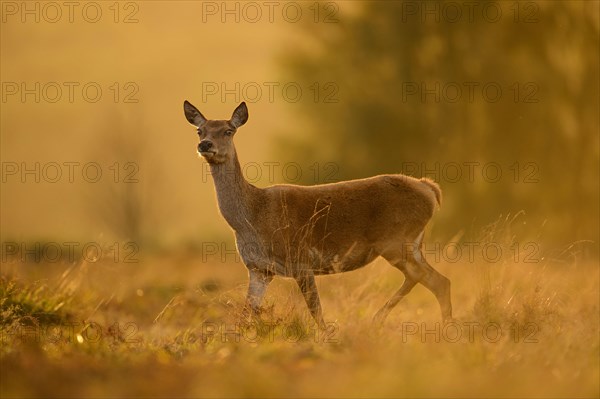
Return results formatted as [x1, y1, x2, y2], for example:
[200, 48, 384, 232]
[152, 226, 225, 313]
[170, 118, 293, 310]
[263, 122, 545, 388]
[198, 140, 214, 154]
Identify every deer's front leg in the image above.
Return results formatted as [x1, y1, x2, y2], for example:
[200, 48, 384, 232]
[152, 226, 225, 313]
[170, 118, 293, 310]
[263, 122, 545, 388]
[243, 268, 272, 317]
[296, 271, 326, 329]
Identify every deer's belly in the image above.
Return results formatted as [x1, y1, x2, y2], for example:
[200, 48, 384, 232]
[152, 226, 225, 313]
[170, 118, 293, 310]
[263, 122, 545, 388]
[235, 232, 378, 277]
[311, 246, 379, 275]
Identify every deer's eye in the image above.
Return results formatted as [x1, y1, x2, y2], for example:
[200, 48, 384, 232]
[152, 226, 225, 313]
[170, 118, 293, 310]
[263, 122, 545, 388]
[224, 130, 234, 136]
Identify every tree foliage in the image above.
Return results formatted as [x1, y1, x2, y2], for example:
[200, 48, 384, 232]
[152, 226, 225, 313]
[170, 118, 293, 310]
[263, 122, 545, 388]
[279, 1, 599, 245]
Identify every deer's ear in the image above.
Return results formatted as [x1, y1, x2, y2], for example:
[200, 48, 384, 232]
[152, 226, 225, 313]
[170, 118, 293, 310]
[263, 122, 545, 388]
[230, 102, 248, 128]
[184, 100, 207, 127]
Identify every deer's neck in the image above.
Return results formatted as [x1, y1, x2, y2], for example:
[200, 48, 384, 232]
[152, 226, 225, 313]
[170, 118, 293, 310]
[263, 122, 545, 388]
[209, 151, 258, 233]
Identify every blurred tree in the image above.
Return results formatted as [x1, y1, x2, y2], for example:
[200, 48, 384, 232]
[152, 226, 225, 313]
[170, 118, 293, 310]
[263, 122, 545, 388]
[84, 109, 157, 246]
[278, 1, 599, 247]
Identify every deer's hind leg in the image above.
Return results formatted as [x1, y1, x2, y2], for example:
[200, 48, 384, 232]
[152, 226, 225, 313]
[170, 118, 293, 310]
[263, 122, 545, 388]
[375, 232, 452, 324]
[373, 257, 419, 325]
[409, 231, 452, 322]
[412, 250, 452, 322]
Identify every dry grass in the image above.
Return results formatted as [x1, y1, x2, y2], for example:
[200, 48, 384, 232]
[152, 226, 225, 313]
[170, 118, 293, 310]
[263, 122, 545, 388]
[1, 232, 598, 398]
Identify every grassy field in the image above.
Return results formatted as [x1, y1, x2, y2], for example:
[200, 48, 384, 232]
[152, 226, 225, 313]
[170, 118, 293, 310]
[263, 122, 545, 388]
[1, 232, 598, 398]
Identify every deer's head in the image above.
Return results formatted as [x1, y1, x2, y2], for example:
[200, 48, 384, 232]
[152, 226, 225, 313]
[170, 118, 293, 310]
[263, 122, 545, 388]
[183, 101, 248, 164]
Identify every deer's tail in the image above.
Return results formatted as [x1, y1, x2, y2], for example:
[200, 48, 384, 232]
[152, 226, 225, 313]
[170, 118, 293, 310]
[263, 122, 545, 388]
[420, 178, 442, 208]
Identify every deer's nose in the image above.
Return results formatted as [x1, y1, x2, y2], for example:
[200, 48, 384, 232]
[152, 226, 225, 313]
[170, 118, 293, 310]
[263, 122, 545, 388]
[198, 140, 213, 152]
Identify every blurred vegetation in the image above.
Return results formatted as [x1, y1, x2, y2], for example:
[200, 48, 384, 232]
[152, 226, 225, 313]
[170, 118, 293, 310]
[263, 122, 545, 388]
[1, 246, 598, 397]
[278, 1, 599, 250]
[77, 109, 162, 246]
